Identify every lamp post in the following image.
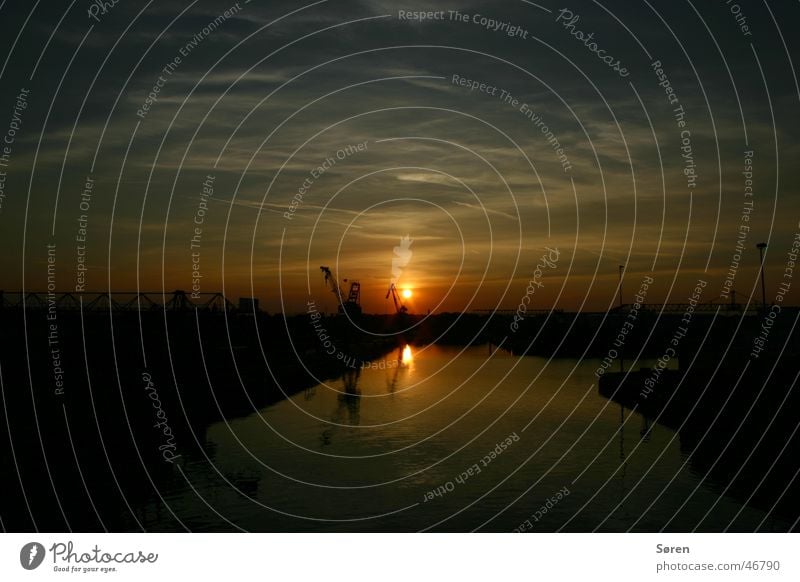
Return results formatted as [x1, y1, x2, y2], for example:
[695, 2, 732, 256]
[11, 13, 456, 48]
[618, 265, 625, 372]
[757, 242, 767, 310]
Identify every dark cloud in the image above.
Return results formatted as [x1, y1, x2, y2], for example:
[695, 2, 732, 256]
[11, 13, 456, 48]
[0, 0, 797, 311]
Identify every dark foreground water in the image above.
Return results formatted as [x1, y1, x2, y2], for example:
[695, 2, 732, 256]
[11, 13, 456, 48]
[139, 345, 787, 532]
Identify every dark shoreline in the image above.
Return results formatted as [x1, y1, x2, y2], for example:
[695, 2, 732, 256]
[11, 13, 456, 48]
[1, 307, 798, 531]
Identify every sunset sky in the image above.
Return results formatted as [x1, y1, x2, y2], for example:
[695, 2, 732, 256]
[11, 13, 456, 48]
[1, 0, 798, 313]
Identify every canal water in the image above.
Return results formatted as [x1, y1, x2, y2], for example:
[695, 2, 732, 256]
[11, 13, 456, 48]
[143, 344, 784, 531]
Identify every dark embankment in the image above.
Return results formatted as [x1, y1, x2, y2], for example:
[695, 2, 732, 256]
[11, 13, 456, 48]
[598, 311, 800, 528]
[0, 307, 398, 531]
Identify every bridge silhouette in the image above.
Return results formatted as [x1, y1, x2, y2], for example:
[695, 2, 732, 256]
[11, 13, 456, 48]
[0, 290, 237, 312]
[0, 291, 765, 315]
[474, 302, 760, 315]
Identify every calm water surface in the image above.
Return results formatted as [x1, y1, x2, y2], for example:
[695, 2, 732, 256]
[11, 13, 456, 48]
[144, 345, 782, 531]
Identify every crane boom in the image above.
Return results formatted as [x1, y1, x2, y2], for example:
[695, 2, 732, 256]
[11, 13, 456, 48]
[320, 265, 362, 316]
[320, 266, 341, 298]
[385, 283, 408, 314]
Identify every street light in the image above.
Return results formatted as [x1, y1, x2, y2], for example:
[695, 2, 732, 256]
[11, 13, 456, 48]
[757, 242, 767, 310]
[618, 265, 625, 308]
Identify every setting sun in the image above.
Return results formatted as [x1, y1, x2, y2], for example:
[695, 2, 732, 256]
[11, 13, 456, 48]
[402, 289, 413, 299]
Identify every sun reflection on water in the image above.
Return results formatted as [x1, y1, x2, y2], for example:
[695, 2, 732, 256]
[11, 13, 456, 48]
[401, 344, 413, 367]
